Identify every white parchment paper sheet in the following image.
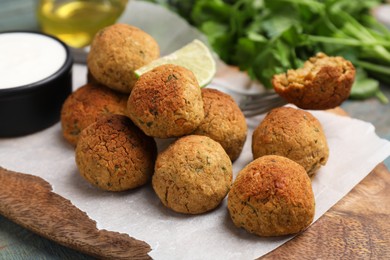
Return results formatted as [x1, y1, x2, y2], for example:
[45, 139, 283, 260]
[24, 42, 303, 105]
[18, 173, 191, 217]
[1, 63, 390, 259]
[1, 2, 390, 259]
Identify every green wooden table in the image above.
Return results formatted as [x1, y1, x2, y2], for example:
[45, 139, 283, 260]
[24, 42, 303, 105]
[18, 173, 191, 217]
[1, 1, 389, 259]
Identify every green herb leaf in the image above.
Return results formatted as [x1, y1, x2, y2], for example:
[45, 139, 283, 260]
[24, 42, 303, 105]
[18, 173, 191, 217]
[149, 0, 389, 103]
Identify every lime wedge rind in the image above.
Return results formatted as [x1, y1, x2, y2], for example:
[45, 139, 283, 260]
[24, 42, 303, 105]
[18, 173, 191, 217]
[135, 39, 216, 87]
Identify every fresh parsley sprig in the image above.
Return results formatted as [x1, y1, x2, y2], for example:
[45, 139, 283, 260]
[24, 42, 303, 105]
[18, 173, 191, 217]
[149, 0, 389, 103]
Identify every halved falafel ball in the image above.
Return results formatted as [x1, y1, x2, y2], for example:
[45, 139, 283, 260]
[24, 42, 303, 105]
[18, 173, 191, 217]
[152, 135, 233, 214]
[272, 52, 355, 110]
[252, 107, 329, 176]
[87, 23, 160, 93]
[127, 64, 204, 138]
[60, 83, 128, 146]
[193, 88, 247, 162]
[75, 114, 157, 191]
[228, 155, 315, 237]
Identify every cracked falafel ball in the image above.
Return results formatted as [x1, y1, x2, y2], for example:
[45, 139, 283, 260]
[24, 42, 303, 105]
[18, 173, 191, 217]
[228, 155, 315, 237]
[272, 52, 355, 110]
[60, 83, 128, 146]
[87, 23, 160, 93]
[152, 135, 232, 214]
[252, 107, 329, 176]
[75, 114, 157, 191]
[127, 64, 204, 138]
[193, 88, 247, 162]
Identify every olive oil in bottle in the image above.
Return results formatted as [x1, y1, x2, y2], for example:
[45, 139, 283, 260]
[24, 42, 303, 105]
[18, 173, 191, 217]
[36, 0, 128, 48]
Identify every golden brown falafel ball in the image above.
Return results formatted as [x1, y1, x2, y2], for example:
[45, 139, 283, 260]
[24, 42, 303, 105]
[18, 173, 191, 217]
[60, 83, 128, 146]
[87, 23, 160, 93]
[192, 88, 247, 162]
[252, 107, 329, 176]
[75, 114, 157, 191]
[228, 155, 315, 237]
[152, 135, 232, 214]
[272, 52, 355, 110]
[127, 64, 204, 138]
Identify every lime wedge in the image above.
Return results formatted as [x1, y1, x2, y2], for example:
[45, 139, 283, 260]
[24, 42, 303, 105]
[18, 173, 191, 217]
[135, 39, 216, 87]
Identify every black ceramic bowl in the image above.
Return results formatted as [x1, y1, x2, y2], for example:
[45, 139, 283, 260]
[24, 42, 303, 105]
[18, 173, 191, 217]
[0, 31, 73, 137]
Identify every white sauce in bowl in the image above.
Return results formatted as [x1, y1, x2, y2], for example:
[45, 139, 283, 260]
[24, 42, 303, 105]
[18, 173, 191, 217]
[0, 32, 67, 89]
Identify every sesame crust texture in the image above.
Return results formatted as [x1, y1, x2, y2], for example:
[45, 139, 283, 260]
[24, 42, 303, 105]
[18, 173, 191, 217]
[87, 24, 160, 93]
[228, 155, 315, 236]
[75, 114, 157, 191]
[60, 83, 128, 146]
[193, 88, 247, 162]
[252, 107, 329, 176]
[152, 135, 233, 214]
[272, 52, 355, 110]
[127, 64, 205, 138]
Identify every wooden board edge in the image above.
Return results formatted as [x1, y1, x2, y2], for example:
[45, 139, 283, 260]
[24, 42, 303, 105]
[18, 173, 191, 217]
[0, 166, 151, 260]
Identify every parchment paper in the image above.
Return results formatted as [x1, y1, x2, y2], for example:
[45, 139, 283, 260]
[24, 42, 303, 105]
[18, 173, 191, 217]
[1, 1, 390, 259]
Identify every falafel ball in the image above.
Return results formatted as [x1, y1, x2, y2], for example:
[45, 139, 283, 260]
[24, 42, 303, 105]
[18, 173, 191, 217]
[272, 52, 355, 110]
[87, 23, 160, 93]
[192, 88, 247, 162]
[252, 107, 329, 176]
[75, 114, 157, 191]
[127, 64, 204, 138]
[60, 83, 128, 146]
[228, 155, 315, 237]
[152, 135, 232, 214]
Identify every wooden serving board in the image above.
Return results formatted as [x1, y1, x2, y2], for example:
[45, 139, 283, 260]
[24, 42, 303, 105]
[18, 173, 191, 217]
[0, 167, 151, 259]
[1, 164, 389, 259]
[0, 108, 389, 259]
